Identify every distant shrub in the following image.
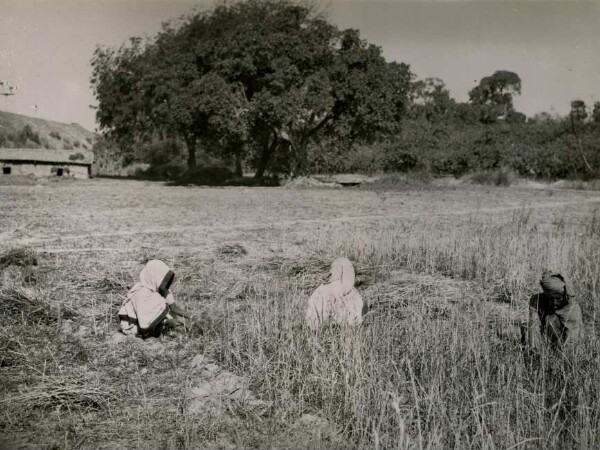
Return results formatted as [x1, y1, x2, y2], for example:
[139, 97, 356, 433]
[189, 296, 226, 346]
[382, 149, 420, 172]
[135, 139, 184, 166]
[49, 131, 61, 140]
[224, 175, 280, 186]
[73, 140, 81, 148]
[15, 125, 41, 147]
[469, 167, 516, 186]
[173, 166, 234, 186]
[431, 153, 471, 177]
[136, 160, 186, 180]
[68, 153, 85, 161]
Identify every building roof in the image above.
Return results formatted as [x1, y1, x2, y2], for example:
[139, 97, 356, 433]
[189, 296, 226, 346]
[0, 148, 94, 165]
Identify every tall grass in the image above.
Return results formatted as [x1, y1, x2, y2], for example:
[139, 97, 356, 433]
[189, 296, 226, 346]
[213, 207, 600, 449]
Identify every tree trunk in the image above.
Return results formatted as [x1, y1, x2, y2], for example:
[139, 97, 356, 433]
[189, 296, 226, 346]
[293, 141, 310, 177]
[290, 114, 332, 177]
[234, 151, 243, 177]
[254, 135, 278, 179]
[185, 135, 197, 170]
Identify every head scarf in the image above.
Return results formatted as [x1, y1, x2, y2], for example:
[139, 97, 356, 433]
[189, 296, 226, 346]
[328, 257, 355, 298]
[127, 260, 174, 301]
[540, 269, 573, 298]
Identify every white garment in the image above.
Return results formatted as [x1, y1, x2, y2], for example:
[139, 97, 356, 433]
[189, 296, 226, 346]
[306, 257, 364, 329]
[118, 260, 175, 334]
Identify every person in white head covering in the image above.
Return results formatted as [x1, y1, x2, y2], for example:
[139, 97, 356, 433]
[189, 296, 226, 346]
[118, 260, 193, 337]
[528, 269, 583, 349]
[306, 257, 366, 329]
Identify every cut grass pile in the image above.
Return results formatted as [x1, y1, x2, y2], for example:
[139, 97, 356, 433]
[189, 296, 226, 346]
[0, 376, 115, 410]
[0, 287, 78, 325]
[0, 246, 37, 270]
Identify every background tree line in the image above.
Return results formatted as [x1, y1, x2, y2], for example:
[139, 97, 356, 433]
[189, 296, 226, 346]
[91, 0, 600, 182]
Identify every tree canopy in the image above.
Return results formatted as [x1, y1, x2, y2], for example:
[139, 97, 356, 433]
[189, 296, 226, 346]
[91, 0, 411, 177]
[468, 70, 522, 123]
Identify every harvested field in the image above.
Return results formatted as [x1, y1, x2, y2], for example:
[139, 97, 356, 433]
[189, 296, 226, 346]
[1, 178, 599, 449]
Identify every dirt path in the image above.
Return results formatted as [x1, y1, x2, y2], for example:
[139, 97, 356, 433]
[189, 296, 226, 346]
[11, 195, 599, 254]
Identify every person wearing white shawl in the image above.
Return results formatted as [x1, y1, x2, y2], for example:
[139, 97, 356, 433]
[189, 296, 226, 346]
[118, 260, 192, 337]
[306, 257, 365, 329]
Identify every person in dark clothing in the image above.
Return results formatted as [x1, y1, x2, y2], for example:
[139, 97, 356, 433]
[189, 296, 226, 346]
[528, 269, 583, 349]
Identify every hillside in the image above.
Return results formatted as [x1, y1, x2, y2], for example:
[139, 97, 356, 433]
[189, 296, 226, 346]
[0, 110, 97, 152]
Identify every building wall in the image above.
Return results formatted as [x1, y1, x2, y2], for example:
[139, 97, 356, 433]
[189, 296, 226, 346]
[0, 162, 90, 179]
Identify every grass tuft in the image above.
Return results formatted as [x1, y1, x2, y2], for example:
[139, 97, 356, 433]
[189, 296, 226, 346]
[0, 287, 79, 325]
[0, 376, 116, 411]
[217, 243, 248, 258]
[0, 247, 38, 270]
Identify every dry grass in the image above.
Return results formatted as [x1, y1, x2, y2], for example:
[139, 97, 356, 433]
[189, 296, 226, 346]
[0, 246, 37, 270]
[0, 179, 599, 448]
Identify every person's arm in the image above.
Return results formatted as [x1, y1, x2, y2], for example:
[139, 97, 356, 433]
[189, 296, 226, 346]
[169, 302, 193, 319]
[558, 302, 584, 344]
[528, 294, 543, 349]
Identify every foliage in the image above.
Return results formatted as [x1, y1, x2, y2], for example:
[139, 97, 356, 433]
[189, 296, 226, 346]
[0, 125, 44, 148]
[68, 153, 85, 161]
[134, 138, 185, 167]
[170, 166, 234, 186]
[89, 2, 598, 181]
[469, 167, 516, 186]
[389, 117, 600, 179]
[90, 0, 411, 177]
[468, 70, 521, 123]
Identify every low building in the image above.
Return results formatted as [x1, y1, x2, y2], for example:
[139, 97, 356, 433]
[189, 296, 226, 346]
[0, 148, 94, 179]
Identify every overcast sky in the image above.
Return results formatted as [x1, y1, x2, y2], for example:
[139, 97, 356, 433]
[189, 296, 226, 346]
[1, 0, 598, 131]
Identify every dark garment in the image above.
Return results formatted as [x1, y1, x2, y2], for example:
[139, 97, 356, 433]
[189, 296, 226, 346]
[528, 293, 583, 348]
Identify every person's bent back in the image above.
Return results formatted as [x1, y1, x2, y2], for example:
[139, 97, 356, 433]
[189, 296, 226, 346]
[528, 269, 583, 349]
[306, 257, 365, 330]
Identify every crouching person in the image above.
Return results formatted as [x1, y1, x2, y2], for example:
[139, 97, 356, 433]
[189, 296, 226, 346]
[528, 269, 583, 349]
[119, 260, 193, 338]
[306, 257, 366, 330]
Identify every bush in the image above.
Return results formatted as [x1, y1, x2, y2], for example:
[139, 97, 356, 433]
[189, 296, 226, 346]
[14, 125, 41, 147]
[382, 149, 420, 172]
[469, 167, 516, 186]
[135, 160, 186, 180]
[173, 166, 234, 186]
[49, 131, 61, 140]
[135, 139, 184, 166]
[431, 153, 471, 177]
[68, 153, 85, 161]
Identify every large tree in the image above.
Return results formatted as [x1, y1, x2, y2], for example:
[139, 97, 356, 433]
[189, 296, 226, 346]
[91, 0, 411, 176]
[409, 77, 455, 122]
[468, 70, 521, 123]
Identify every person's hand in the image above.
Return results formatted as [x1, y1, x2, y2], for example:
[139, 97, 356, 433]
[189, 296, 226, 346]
[184, 315, 204, 335]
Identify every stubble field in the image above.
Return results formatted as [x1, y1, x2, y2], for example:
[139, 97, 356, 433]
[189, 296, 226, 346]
[1, 178, 600, 449]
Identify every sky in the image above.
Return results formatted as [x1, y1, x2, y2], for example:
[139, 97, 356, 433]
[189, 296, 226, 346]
[0, 0, 599, 132]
